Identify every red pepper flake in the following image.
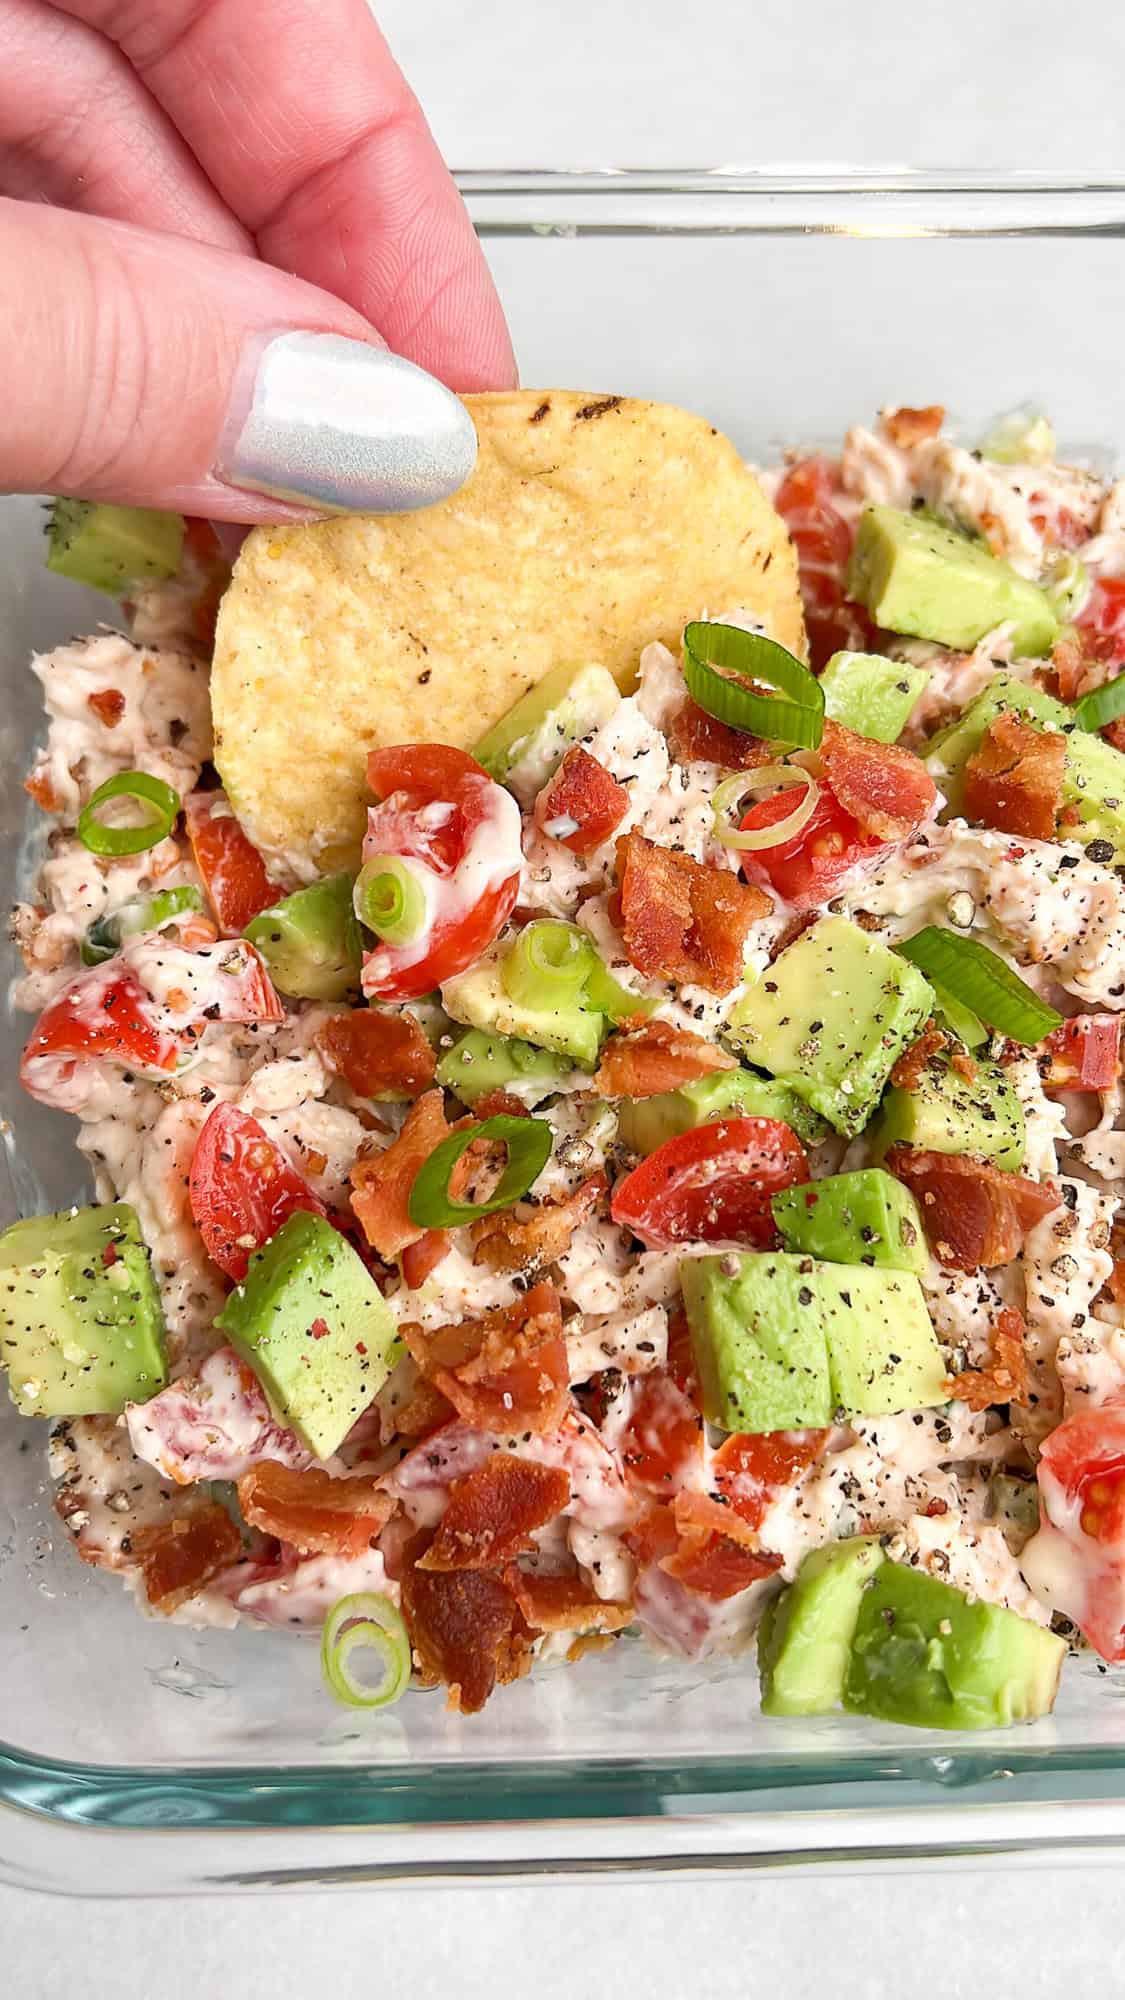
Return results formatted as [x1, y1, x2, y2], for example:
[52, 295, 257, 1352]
[309, 1317, 330, 1340]
[355, 1341, 367, 1355]
[101, 1242, 118, 1267]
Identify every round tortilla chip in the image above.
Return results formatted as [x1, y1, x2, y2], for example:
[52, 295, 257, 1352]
[212, 390, 805, 873]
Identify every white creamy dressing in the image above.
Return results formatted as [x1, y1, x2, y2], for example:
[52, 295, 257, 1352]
[1018, 1178, 1117, 1443]
[26, 633, 211, 821]
[126, 1344, 315, 1483]
[11, 834, 202, 1012]
[360, 779, 523, 994]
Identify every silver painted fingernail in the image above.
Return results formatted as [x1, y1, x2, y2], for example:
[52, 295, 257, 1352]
[217, 332, 477, 513]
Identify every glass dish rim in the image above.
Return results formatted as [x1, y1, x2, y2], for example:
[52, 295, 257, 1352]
[7, 164, 1125, 1887]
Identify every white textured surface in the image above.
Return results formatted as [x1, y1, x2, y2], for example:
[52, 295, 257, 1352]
[5, 0, 1125, 1985]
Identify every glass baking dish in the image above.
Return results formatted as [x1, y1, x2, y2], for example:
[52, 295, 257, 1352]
[6, 171, 1125, 1896]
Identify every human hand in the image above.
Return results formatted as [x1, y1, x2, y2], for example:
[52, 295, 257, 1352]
[0, 0, 515, 518]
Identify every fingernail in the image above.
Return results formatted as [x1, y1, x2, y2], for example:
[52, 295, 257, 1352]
[216, 332, 477, 513]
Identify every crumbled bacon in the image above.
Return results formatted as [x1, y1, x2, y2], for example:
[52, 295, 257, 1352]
[130, 1503, 243, 1611]
[399, 1228, 452, 1288]
[236, 1463, 396, 1558]
[87, 687, 126, 728]
[418, 1453, 571, 1571]
[818, 722, 937, 840]
[963, 712, 1066, 842]
[503, 1568, 634, 1633]
[886, 1146, 1060, 1270]
[473, 1089, 532, 1120]
[711, 1428, 829, 1531]
[592, 1019, 736, 1098]
[384, 1363, 457, 1441]
[318, 1008, 436, 1099]
[890, 1024, 948, 1092]
[950, 1044, 978, 1082]
[667, 700, 771, 770]
[402, 1280, 570, 1434]
[627, 1501, 781, 1602]
[350, 1090, 451, 1259]
[946, 1306, 1030, 1410]
[882, 404, 945, 448]
[615, 831, 771, 994]
[470, 1174, 606, 1275]
[400, 1564, 534, 1713]
[24, 769, 64, 813]
[534, 746, 630, 857]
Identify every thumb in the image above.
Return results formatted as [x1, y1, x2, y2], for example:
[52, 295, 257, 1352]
[0, 197, 477, 521]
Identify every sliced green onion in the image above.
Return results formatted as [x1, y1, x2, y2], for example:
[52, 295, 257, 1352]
[581, 953, 656, 1024]
[896, 927, 1061, 1045]
[711, 765, 819, 852]
[683, 621, 824, 750]
[81, 884, 205, 965]
[929, 982, 989, 1051]
[503, 920, 590, 1008]
[321, 1592, 411, 1711]
[979, 409, 1056, 467]
[408, 1113, 553, 1228]
[77, 770, 181, 856]
[1074, 673, 1125, 735]
[1044, 554, 1089, 623]
[355, 856, 427, 947]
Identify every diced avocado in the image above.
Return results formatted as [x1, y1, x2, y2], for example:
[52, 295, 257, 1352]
[759, 1538, 885, 1716]
[1045, 555, 1089, 623]
[616, 1067, 828, 1155]
[771, 1169, 928, 1276]
[846, 505, 1059, 658]
[215, 1211, 398, 1458]
[45, 499, 184, 594]
[0, 1202, 166, 1417]
[244, 874, 361, 1001]
[726, 917, 934, 1137]
[820, 650, 930, 743]
[873, 1053, 1025, 1171]
[925, 672, 1125, 859]
[989, 1472, 1041, 1553]
[680, 1253, 834, 1432]
[980, 409, 1056, 466]
[441, 940, 604, 1067]
[473, 661, 622, 800]
[81, 885, 205, 966]
[843, 1559, 1065, 1730]
[820, 1264, 946, 1418]
[435, 1027, 571, 1107]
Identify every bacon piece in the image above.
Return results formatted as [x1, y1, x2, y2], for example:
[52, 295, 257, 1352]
[418, 1453, 571, 1571]
[383, 1359, 457, 1441]
[592, 1018, 736, 1098]
[318, 1008, 436, 1099]
[626, 1501, 781, 1602]
[236, 1463, 396, 1558]
[1040, 1014, 1122, 1092]
[87, 687, 126, 728]
[886, 1145, 1060, 1270]
[350, 1089, 451, 1259]
[503, 1568, 634, 1633]
[882, 404, 944, 448]
[946, 1306, 1030, 1410]
[818, 721, 937, 840]
[400, 1229, 451, 1288]
[963, 712, 1066, 842]
[711, 1428, 829, 1531]
[473, 1089, 531, 1120]
[672, 1487, 762, 1552]
[130, 1502, 243, 1612]
[667, 699, 771, 771]
[470, 1174, 606, 1275]
[400, 1565, 534, 1713]
[615, 831, 771, 994]
[890, 1024, 948, 1092]
[534, 746, 630, 857]
[402, 1280, 570, 1434]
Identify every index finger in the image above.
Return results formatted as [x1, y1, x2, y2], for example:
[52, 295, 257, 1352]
[49, 0, 516, 392]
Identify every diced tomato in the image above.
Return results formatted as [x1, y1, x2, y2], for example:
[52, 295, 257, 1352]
[317, 1007, 436, 1098]
[400, 1229, 452, 1288]
[712, 1428, 829, 1531]
[183, 790, 279, 934]
[361, 746, 522, 1001]
[181, 517, 233, 652]
[660, 1530, 782, 1601]
[20, 966, 178, 1103]
[189, 1102, 327, 1280]
[236, 1462, 395, 1558]
[1040, 1014, 1122, 1092]
[1035, 1400, 1125, 1660]
[618, 1370, 704, 1494]
[774, 457, 874, 671]
[592, 1019, 736, 1098]
[739, 784, 884, 909]
[886, 1146, 1060, 1270]
[1077, 577, 1125, 671]
[534, 745, 630, 857]
[610, 1116, 808, 1250]
[417, 1453, 571, 1571]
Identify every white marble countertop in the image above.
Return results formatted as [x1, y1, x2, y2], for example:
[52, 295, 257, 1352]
[5, 0, 1125, 1985]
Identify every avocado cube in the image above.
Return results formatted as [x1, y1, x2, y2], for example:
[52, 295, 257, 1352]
[846, 505, 1059, 658]
[820, 650, 930, 744]
[726, 916, 934, 1137]
[680, 1252, 834, 1432]
[844, 1560, 1066, 1730]
[771, 1169, 928, 1276]
[925, 672, 1125, 860]
[216, 1211, 399, 1458]
[616, 1067, 828, 1156]
[244, 873, 362, 1002]
[473, 660, 622, 798]
[0, 1202, 167, 1417]
[441, 939, 604, 1067]
[820, 1265, 946, 1418]
[873, 1054, 1025, 1171]
[759, 1537, 885, 1716]
[435, 1027, 570, 1107]
[46, 499, 184, 594]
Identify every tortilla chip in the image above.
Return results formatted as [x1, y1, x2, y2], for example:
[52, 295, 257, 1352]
[211, 390, 805, 873]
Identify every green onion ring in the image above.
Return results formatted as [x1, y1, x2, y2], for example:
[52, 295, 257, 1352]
[503, 920, 590, 1009]
[1073, 674, 1125, 735]
[408, 1112, 553, 1229]
[77, 770, 181, 856]
[711, 765, 820, 852]
[896, 927, 1061, 1045]
[81, 884, 205, 965]
[683, 621, 824, 750]
[354, 856, 428, 947]
[321, 1592, 411, 1710]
